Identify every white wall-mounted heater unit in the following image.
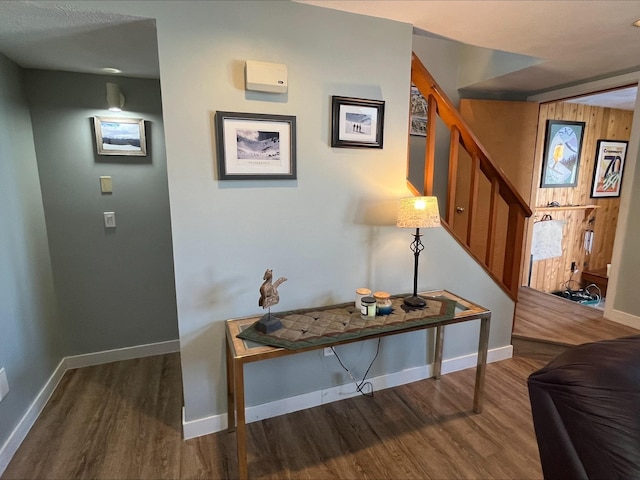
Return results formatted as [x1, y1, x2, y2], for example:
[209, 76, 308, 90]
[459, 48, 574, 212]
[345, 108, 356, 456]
[245, 60, 288, 94]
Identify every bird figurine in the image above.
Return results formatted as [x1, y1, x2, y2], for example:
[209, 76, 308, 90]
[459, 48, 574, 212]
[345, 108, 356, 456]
[256, 268, 287, 333]
[259, 268, 287, 309]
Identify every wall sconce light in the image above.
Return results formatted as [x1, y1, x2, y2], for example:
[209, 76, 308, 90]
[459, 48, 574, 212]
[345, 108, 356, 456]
[397, 196, 441, 308]
[106, 82, 125, 111]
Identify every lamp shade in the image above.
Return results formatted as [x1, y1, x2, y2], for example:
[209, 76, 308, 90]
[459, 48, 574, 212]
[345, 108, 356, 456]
[106, 82, 125, 111]
[397, 196, 441, 228]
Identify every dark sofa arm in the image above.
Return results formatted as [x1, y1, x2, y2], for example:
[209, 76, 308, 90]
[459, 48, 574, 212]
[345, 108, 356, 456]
[527, 334, 640, 480]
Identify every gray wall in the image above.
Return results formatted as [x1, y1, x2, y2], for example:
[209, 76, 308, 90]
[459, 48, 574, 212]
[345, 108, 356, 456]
[0, 55, 63, 452]
[70, 0, 515, 427]
[24, 70, 178, 355]
[614, 145, 640, 316]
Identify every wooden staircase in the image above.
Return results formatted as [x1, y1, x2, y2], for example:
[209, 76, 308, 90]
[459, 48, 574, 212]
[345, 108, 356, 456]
[410, 53, 532, 300]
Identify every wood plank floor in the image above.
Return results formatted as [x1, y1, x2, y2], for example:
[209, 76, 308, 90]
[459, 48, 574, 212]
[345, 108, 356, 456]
[513, 286, 638, 345]
[2, 353, 546, 480]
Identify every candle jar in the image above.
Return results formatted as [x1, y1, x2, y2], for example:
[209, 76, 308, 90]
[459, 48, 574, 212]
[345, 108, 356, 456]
[374, 291, 393, 315]
[361, 296, 376, 319]
[355, 287, 372, 310]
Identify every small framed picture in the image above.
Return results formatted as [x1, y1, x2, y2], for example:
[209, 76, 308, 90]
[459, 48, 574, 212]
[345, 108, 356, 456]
[409, 85, 428, 136]
[93, 117, 147, 156]
[591, 139, 628, 198]
[215, 111, 296, 180]
[331, 96, 384, 148]
[540, 120, 585, 188]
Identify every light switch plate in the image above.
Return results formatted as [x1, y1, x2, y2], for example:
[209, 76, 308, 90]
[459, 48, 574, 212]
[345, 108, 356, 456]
[100, 176, 112, 193]
[104, 212, 116, 228]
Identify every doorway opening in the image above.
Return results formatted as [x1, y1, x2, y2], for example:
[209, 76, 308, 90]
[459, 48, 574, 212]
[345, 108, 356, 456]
[526, 84, 637, 316]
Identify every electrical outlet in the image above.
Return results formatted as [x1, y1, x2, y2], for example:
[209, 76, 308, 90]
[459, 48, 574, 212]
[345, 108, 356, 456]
[323, 347, 335, 357]
[0, 368, 9, 403]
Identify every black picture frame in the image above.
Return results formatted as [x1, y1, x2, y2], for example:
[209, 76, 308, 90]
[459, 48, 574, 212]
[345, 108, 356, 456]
[215, 111, 296, 180]
[540, 119, 585, 188]
[590, 139, 628, 198]
[331, 96, 384, 148]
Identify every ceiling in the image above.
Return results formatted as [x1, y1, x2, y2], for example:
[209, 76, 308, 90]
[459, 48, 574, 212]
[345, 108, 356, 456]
[0, 1, 638, 109]
[0, 1, 159, 79]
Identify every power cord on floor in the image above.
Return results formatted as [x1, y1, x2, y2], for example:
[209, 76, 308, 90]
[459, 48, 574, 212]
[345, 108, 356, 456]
[329, 338, 381, 397]
[584, 283, 602, 305]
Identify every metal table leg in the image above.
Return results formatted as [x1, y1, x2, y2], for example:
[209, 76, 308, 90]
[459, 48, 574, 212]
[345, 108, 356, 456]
[433, 325, 444, 379]
[473, 315, 491, 413]
[234, 360, 248, 479]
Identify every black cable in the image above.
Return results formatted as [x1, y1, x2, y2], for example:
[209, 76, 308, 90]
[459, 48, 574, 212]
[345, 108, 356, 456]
[563, 270, 582, 292]
[330, 338, 381, 397]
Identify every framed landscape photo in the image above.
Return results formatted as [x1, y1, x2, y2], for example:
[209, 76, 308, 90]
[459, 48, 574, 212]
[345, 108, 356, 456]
[331, 96, 384, 148]
[540, 120, 585, 188]
[591, 139, 628, 198]
[215, 111, 296, 180]
[93, 117, 147, 156]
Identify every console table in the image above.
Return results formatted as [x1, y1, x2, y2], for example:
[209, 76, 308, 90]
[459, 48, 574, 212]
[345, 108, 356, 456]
[225, 289, 491, 479]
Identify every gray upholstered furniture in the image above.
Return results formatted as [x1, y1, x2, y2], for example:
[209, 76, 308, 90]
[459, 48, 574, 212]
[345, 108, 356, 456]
[528, 335, 640, 480]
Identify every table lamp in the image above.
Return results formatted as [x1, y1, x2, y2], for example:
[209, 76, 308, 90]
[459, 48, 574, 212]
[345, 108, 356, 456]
[397, 196, 441, 307]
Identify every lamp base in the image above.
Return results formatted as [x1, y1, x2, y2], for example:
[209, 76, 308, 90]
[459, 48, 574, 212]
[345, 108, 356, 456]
[403, 295, 426, 308]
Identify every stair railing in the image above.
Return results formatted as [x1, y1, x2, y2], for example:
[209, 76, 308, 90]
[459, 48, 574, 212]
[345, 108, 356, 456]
[410, 53, 532, 300]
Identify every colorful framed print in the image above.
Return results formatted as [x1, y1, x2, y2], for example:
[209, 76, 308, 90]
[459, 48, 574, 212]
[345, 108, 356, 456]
[540, 120, 585, 188]
[591, 139, 628, 198]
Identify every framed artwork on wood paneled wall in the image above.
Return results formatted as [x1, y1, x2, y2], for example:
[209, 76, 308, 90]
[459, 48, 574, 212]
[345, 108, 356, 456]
[540, 120, 585, 188]
[591, 139, 628, 198]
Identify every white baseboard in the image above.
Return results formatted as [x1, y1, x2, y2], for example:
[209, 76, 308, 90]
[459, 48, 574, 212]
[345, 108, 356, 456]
[0, 359, 66, 476]
[65, 339, 180, 370]
[183, 344, 513, 439]
[183, 406, 227, 440]
[607, 309, 640, 330]
[0, 339, 179, 476]
[442, 344, 513, 374]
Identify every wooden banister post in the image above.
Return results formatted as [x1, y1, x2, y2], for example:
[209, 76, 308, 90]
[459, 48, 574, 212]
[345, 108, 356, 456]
[423, 94, 438, 196]
[446, 127, 460, 225]
[486, 178, 500, 268]
[503, 204, 526, 296]
[466, 154, 480, 245]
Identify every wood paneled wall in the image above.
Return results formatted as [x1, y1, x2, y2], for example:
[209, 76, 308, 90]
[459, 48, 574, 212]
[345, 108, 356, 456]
[527, 102, 633, 293]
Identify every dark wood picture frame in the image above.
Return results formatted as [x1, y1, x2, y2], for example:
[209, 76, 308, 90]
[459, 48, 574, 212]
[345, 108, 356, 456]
[540, 119, 585, 188]
[331, 96, 384, 148]
[215, 111, 296, 180]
